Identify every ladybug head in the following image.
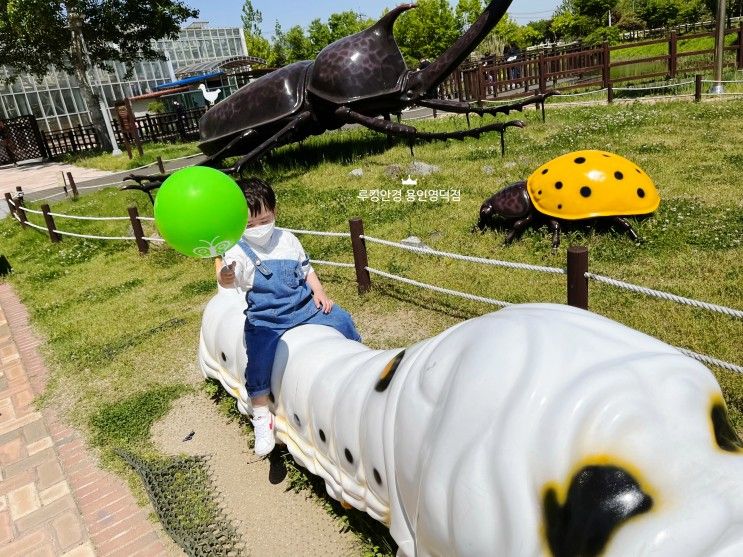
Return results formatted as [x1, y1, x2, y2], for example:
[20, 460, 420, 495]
[307, 5, 415, 105]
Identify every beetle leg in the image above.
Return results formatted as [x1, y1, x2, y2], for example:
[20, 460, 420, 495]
[548, 219, 561, 251]
[612, 217, 640, 243]
[416, 91, 558, 118]
[338, 107, 524, 142]
[505, 213, 535, 244]
[229, 112, 313, 175]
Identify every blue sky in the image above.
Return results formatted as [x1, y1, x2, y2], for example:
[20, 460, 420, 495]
[186, 1, 560, 37]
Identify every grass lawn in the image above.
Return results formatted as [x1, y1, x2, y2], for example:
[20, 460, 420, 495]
[2, 99, 742, 554]
[61, 141, 201, 172]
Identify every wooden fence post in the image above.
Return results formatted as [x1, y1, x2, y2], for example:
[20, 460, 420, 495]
[14, 187, 27, 228]
[128, 206, 149, 255]
[738, 20, 743, 69]
[607, 81, 614, 104]
[538, 52, 547, 94]
[41, 204, 60, 243]
[157, 156, 165, 174]
[349, 218, 371, 294]
[695, 74, 703, 102]
[66, 172, 78, 199]
[668, 31, 678, 79]
[4, 193, 16, 217]
[567, 246, 589, 310]
[602, 42, 611, 88]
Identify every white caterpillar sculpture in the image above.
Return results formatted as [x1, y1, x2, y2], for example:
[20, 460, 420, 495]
[199, 287, 743, 556]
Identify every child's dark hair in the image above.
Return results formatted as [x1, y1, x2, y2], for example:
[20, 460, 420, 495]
[238, 177, 276, 217]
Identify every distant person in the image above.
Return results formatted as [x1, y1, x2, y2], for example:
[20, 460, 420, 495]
[173, 100, 187, 140]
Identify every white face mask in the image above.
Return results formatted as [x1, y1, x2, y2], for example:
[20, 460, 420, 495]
[244, 220, 275, 247]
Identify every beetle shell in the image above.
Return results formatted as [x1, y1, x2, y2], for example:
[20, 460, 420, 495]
[527, 150, 660, 220]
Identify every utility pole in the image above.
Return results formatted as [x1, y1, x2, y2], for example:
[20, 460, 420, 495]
[711, 0, 727, 94]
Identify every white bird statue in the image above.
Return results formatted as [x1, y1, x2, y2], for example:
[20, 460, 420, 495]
[198, 83, 221, 106]
[199, 287, 743, 557]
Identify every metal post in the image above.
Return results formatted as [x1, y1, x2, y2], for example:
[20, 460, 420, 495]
[349, 218, 371, 294]
[41, 204, 61, 243]
[157, 156, 165, 174]
[128, 206, 149, 254]
[567, 246, 589, 310]
[695, 74, 703, 101]
[66, 172, 79, 199]
[711, 0, 728, 94]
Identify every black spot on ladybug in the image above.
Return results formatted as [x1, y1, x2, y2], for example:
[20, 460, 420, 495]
[614, 171, 624, 180]
[602, 153, 611, 157]
[345, 448, 354, 464]
[319, 429, 326, 442]
[538, 190, 543, 195]
[555, 181, 563, 190]
[636, 168, 642, 174]
[373, 468, 383, 485]
[637, 188, 646, 198]
[575, 157, 586, 164]
[558, 204, 563, 210]
[542, 168, 549, 175]
[580, 186, 592, 198]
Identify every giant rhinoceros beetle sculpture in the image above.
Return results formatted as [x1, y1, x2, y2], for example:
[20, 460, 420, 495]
[126, 0, 556, 194]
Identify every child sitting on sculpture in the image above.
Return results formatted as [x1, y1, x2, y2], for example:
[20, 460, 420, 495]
[216, 177, 362, 456]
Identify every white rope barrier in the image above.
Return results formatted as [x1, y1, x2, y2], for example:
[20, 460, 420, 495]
[33, 191, 68, 202]
[614, 80, 695, 91]
[142, 236, 165, 243]
[280, 227, 351, 238]
[366, 266, 511, 307]
[17, 206, 43, 215]
[701, 79, 743, 84]
[548, 88, 608, 98]
[312, 260, 355, 268]
[6, 198, 15, 207]
[361, 235, 566, 275]
[677, 348, 743, 374]
[586, 272, 743, 319]
[52, 229, 138, 241]
[137, 216, 155, 222]
[47, 212, 131, 221]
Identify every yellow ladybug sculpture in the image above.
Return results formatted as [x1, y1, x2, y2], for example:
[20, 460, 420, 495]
[476, 150, 660, 249]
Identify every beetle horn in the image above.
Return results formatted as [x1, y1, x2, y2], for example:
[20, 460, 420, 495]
[377, 4, 416, 31]
[406, 0, 514, 97]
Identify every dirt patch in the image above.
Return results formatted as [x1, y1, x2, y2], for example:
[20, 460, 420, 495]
[151, 393, 362, 557]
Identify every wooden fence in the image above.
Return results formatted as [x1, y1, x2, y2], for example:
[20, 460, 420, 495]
[41, 106, 206, 158]
[440, 22, 743, 102]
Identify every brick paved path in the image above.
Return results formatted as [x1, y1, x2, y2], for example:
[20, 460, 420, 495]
[0, 283, 174, 556]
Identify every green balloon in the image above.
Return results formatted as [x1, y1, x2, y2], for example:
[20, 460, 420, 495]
[154, 167, 248, 258]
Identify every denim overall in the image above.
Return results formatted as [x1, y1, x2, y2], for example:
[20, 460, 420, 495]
[238, 239, 361, 398]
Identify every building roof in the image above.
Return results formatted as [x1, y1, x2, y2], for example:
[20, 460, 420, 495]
[128, 86, 193, 101]
[153, 72, 225, 90]
[175, 55, 268, 79]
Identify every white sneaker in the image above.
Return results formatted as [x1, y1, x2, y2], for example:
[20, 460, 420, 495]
[251, 406, 276, 456]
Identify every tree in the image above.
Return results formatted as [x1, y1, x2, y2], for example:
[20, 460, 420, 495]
[241, 0, 272, 62]
[327, 11, 374, 43]
[455, 0, 484, 29]
[639, 0, 681, 28]
[307, 18, 332, 57]
[394, 0, 459, 66]
[285, 25, 311, 63]
[270, 21, 288, 67]
[0, 0, 197, 151]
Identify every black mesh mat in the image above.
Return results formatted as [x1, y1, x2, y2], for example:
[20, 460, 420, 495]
[116, 450, 246, 556]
